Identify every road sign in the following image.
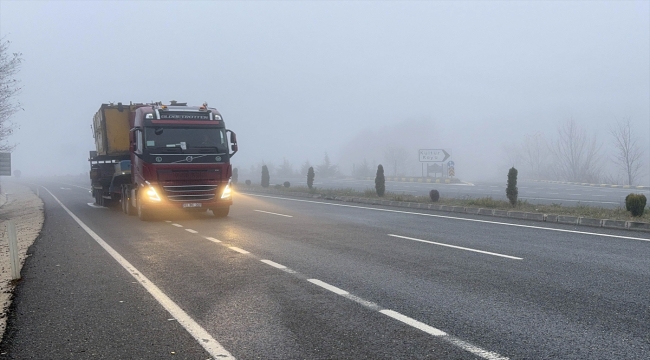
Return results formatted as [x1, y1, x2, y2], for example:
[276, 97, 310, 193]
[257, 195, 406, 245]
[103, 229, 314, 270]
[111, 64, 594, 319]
[447, 161, 455, 168]
[419, 149, 450, 162]
[0, 153, 10, 176]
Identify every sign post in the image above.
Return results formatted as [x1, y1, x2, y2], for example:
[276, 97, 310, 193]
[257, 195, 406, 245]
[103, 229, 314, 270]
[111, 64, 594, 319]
[419, 149, 450, 178]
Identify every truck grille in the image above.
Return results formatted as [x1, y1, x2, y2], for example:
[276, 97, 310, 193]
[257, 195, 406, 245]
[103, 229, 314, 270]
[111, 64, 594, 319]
[157, 169, 220, 182]
[162, 184, 217, 202]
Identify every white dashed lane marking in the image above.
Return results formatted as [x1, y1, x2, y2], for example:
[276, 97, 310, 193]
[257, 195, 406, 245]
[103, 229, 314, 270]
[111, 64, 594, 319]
[388, 234, 523, 260]
[229, 246, 250, 254]
[254, 210, 293, 218]
[260, 259, 287, 269]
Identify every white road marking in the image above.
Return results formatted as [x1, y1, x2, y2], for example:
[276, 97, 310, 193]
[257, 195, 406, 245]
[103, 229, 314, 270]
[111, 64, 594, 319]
[444, 336, 509, 360]
[244, 193, 650, 243]
[305, 278, 507, 359]
[87, 203, 106, 209]
[185, 229, 198, 234]
[172, 223, 183, 228]
[204, 236, 222, 243]
[60, 187, 71, 190]
[165, 220, 172, 223]
[229, 246, 250, 254]
[43, 187, 235, 359]
[308, 279, 349, 295]
[388, 234, 523, 260]
[260, 259, 287, 269]
[380, 310, 447, 336]
[61, 183, 91, 191]
[254, 210, 293, 218]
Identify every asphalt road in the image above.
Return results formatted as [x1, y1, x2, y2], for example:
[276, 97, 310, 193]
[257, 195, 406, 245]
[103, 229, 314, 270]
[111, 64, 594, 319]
[2, 177, 649, 359]
[270, 177, 650, 208]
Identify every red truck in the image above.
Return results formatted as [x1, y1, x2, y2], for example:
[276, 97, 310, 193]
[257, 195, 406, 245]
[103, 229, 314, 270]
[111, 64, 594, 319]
[89, 101, 238, 220]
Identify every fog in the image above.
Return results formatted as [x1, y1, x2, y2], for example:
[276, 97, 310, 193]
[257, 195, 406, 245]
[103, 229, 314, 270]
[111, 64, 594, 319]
[1, 1, 648, 184]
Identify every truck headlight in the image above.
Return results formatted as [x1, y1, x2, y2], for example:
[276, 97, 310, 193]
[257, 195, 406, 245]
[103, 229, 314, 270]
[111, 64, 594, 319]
[146, 185, 161, 201]
[221, 182, 232, 199]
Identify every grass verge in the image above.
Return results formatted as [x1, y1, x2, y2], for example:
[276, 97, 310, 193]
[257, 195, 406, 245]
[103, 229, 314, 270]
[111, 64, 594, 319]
[236, 183, 650, 223]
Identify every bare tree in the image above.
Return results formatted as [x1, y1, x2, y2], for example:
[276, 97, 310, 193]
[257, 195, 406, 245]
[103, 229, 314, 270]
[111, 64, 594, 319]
[383, 146, 409, 176]
[610, 118, 644, 185]
[521, 132, 549, 179]
[549, 118, 603, 183]
[0, 37, 22, 151]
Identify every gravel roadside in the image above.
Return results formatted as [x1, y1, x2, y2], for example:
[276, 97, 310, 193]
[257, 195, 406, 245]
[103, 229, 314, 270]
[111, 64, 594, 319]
[0, 182, 44, 337]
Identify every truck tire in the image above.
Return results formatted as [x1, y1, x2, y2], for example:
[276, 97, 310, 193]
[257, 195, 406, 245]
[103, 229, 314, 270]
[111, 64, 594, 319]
[121, 188, 127, 213]
[95, 190, 104, 207]
[137, 191, 154, 221]
[212, 207, 229, 218]
[124, 188, 136, 216]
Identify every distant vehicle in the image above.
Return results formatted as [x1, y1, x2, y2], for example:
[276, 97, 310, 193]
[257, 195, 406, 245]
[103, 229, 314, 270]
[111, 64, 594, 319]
[89, 101, 238, 220]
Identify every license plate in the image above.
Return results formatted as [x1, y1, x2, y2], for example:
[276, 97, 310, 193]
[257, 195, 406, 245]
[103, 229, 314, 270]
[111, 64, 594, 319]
[183, 203, 202, 208]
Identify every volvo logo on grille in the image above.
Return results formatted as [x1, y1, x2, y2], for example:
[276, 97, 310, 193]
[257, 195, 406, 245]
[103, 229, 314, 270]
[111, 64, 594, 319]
[215, 156, 222, 162]
[186, 156, 193, 162]
[155, 157, 163, 163]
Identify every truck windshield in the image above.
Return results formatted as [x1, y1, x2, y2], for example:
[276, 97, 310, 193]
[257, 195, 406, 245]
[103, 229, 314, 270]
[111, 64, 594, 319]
[144, 127, 227, 152]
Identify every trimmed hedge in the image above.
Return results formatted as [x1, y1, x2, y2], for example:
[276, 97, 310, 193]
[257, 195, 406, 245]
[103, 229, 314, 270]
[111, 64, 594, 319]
[625, 193, 647, 217]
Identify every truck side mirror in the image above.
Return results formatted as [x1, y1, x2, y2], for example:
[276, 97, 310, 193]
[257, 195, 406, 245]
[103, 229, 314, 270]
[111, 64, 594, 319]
[227, 130, 238, 157]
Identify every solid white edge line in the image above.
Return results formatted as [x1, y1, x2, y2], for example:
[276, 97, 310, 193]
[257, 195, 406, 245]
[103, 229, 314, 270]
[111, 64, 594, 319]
[229, 246, 250, 254]
[242, 193, 650, 243]
[172, 223, 183, 228]
[260, 259, 287, 269]
[307, 279, 349, 295]
[379, 310, 447, 336]
[388, 234, 523, 260]
[254, 210, 293, 218]
[204, 236, 222, 243]
[42, 187, 235, 359]
[185, 229, 198, 234]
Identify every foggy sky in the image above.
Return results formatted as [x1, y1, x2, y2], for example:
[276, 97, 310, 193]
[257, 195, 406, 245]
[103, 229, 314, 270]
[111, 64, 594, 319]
[1, 1, 648, 182]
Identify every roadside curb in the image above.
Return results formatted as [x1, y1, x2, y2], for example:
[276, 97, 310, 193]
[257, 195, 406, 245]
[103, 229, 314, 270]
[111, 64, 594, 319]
[534, 179, 650, 190]
[363, 176, 462, 184]
[239, 187, 650, 233]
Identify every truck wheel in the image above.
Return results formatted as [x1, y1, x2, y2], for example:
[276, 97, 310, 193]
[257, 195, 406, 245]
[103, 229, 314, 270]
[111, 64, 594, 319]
[125, 189, 136, 216]
[95, 190, 104, 207]
[212, 207, 229, 217]
[121, 189, 127, 213]
[137, 192, 154, 221]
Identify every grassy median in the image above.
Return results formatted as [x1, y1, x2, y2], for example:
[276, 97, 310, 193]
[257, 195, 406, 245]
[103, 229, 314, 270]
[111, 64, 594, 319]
[237, 183, 650, 223]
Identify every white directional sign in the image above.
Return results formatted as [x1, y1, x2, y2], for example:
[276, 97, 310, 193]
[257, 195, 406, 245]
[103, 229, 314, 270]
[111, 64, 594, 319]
[419, 149, 450, 162]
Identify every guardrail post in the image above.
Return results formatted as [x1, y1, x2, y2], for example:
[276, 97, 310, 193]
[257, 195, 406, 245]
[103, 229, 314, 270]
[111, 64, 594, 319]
[7, 220, 20, 280]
